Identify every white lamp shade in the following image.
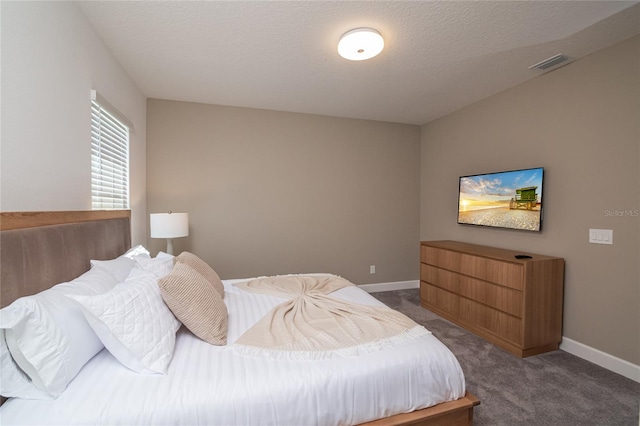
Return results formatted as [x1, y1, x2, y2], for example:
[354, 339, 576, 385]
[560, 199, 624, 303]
[150, 213, 189, 238]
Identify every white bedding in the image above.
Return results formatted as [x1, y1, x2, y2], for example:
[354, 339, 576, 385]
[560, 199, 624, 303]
[0, 278, 465, 426]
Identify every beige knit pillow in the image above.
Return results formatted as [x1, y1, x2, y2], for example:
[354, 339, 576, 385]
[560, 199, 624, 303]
[158, 262, 227, 345]
[176, 252, 224, 297]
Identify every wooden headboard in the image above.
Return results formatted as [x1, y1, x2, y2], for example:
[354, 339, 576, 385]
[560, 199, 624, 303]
[0, 210, 131, 308]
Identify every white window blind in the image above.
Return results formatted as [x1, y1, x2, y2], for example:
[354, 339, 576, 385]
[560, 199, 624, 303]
[91, 99, 130, 210]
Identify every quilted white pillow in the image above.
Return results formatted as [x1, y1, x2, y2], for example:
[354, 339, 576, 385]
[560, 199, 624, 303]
[0, 266, 119, 398]
[68, 267, 181, 374]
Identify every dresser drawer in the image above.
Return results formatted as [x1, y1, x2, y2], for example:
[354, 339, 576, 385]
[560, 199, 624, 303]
[421, 283, 459, 317]
[460, 254, 523, 291]
[422, 245, 456, 268]
[420, 264, 460, 293]
[459, 298, 522, 344]
[458, 275, 523, 318]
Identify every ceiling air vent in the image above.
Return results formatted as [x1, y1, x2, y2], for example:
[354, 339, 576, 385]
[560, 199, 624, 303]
[529, 54, 570, 71]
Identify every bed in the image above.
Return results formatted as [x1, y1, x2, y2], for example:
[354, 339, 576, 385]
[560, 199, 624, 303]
[0, 210, 479, 425]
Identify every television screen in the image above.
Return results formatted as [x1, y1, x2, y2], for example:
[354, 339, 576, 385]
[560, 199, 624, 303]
[458, 167, 544, 232]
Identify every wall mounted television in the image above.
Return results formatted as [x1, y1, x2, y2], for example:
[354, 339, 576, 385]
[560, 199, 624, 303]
[457, 167, 544, 232]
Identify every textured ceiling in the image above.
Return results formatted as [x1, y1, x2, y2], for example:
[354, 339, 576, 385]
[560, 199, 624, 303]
[77, 1, 640, 125]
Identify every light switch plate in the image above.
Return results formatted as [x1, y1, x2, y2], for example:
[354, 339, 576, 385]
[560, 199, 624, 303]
[589, 229, 613, 244]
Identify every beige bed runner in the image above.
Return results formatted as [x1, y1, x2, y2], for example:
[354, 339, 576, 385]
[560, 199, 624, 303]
[233, 274, 430, 359]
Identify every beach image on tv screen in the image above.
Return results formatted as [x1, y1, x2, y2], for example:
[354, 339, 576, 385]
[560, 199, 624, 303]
[458, 168, 543, 231]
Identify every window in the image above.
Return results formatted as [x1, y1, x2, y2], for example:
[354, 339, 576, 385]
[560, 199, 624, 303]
[91, 94, 130, 210]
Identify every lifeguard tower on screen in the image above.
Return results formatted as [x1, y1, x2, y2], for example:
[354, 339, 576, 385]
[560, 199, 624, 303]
[509, 186, 538, 210]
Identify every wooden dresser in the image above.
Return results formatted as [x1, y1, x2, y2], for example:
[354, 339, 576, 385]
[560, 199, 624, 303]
[420, 240, 564, 357]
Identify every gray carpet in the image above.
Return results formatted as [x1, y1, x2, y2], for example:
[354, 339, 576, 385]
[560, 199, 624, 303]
[372, 288, 640, 426]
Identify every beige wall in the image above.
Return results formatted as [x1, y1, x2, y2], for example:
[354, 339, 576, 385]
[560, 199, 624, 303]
[421, 35, 639, 365]
[0, 2, 147, 244]
[147, 100, 421, 285]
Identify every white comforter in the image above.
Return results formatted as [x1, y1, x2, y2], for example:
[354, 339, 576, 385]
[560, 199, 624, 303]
[0, 279, 465, 425]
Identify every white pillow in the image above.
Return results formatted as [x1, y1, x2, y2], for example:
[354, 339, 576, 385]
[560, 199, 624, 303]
[155, 251, 173, 259]
[124, 245, 151, 258]
[0, 266, 119, 398]
[134, 252, 174, 279]
[68, 267, 181, 374]
[90, 245, 151, 281]
[0, 330, 51, 399]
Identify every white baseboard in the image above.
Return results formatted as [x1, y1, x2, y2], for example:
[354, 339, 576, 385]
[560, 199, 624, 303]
[560, 337, 640, 383]
[358, 280, 419, 293]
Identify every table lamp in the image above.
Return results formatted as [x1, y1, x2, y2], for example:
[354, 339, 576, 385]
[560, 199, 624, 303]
[150, 212, 189, 255]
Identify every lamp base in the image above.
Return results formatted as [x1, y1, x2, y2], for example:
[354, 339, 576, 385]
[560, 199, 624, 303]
[165, 238, 175, 255]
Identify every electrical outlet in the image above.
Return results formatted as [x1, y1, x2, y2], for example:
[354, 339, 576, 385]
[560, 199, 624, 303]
[370, 265, 376, 274]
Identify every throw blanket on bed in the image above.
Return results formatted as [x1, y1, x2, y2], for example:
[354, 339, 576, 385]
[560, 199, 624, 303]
[233, 274, 430, 359]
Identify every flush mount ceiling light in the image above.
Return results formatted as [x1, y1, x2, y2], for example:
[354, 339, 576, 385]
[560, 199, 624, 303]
[338, 28, 384, 61]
